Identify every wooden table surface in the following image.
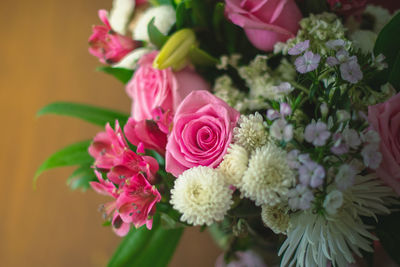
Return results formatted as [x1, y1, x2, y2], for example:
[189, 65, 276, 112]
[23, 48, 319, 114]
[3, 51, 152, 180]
[0, 0, 221, 266]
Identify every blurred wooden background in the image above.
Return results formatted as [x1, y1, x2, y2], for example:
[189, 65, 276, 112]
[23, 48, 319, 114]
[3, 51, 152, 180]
[0, 0, 221, 266]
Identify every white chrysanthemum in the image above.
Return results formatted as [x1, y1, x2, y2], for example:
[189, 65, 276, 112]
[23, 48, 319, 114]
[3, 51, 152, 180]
[113, 47, 151, 69]
[239, 143, 295, 206]
[109, 0, 136, 35]
[279, 173, 397, 267]
[350, 30, 377, 54]
[261, 205, 290, 234]
[218, 144, 248, 186]
[233, 113, 268, 152]
[345, 173, 398, 220]
[133, 5, 176, 41]
[279, 209, 376, 267]
[170, 166, 233, 226]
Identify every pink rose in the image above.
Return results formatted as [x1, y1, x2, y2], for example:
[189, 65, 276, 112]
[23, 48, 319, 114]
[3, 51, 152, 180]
[165, 90, 240, 177]
[89, 10, 140, 64]
[368, 92, 400, 194]
[126, 51, 210, 121]
[225, 0, 302, 51]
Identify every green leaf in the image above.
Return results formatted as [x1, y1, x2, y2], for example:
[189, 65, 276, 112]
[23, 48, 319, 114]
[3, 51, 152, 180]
[175, 2, 191, 29]
[37, 102, 129, 127]
[388, 52, 400, 89]
[108, 216, 184, 267]
[34, 140, 93, 188]
[188, 46, 219, 66]
[96, 66, 134, 84]
[191, 0, 209, 28]
[148, 18, 169, 49]
[67, 164, 96, 191]
[376, 211, 400, 265]
[374, 12, 400, 89]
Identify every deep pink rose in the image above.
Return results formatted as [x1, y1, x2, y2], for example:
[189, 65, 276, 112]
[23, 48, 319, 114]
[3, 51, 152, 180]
[89, 10, 140, 64]
[225, 0, 302, 51]
[327, 0, 367, 17]
[165, 90, 240, 177]
[368, 92, 400, 194]
[126, 51, 210, 121]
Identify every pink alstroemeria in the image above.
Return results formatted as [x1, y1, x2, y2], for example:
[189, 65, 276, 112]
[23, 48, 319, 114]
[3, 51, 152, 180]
[89, 9, 140, 64]
[116, 173, 161, 230]
[88, 121, 128, 170]
[107, 149, 159, 185]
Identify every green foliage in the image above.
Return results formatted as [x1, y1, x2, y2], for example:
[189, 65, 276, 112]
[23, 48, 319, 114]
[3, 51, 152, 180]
[108, 216, 184, 267]
[188, 46, 219, 66]
[148, 18, 169, 49]
[96, 66, 134, 84]
[37, 102, 129, 127]
[67, 164, 96, 191]
[34, 141, 93, 188]
[175, 2, 192, 29]
[374, 12, 400, 89]
[375, 211, 400, 265]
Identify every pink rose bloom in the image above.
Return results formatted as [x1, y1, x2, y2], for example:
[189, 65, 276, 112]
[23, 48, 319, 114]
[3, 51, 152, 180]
[89, 10, 140, 64]
[126, 51, 210, 121]
[165, 90, 240, 177]
[225, 0, 302, 51]
[368, 92, 400, 194]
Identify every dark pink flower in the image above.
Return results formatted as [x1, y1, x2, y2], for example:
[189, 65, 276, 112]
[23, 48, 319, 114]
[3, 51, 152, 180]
[89, 121, 159, 184]
[368, 92, 400, 194]
[165, 90, 240, 177]
[89, 9, 140, 64]
[124, 117, 169, 156]
[88, 121, 128, 170]
[225, 0, 302, 51]
[327, 0, 367, 17]
[116, 173, 161, 230]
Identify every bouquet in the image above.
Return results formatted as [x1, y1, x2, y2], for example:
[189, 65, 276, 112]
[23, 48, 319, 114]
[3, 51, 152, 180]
[35, 0, 400, 266]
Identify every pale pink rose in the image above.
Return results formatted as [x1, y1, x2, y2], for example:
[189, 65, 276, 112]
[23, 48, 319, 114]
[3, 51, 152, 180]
[225, 0, 302, 51]
[126, 51, 210, 121]
[89, 10, 140, 64]
[165, 90, 240, 177]
[368, 92, 400, 194]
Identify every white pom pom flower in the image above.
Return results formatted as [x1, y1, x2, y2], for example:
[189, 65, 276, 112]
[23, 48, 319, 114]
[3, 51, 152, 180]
[218, 144, 249, 187]
[170, 166, 233, 226]
[239, 143, 295, 206]
[233, 112, 268, 152]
